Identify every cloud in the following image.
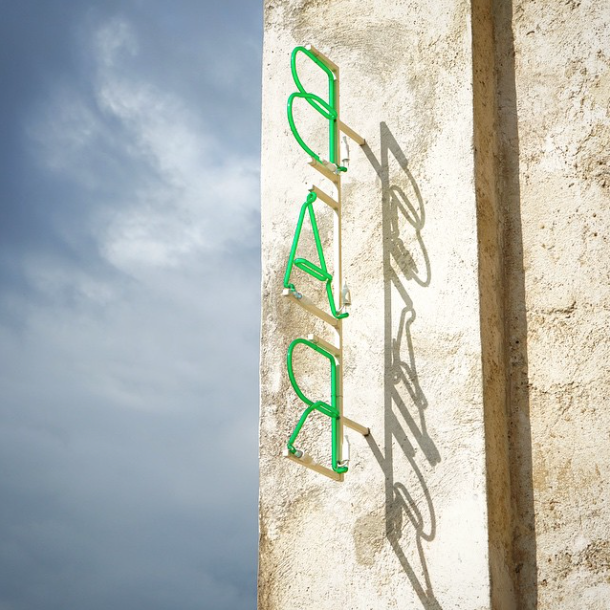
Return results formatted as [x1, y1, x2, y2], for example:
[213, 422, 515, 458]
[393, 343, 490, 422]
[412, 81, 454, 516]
[0, 4, 261, 610]
[28, 17, 259, 277]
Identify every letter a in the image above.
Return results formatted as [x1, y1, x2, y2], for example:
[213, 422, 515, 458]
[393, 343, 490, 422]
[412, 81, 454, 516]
[284, 192, 347, 319]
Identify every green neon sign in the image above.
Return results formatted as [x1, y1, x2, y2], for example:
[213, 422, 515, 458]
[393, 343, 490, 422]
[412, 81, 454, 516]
[283, 191, 348, 320]
[287, 46, 347, 173]
[286, 338, 347, 474]
[283, 45, 368, 476]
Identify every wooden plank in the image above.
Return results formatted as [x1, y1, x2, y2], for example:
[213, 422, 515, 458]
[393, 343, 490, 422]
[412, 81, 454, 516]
[307, 333, 340, 358]
[283, 449, 343, 482]
[283, 289, 338, 327]
[338, 120, 366, 145]
[305, 44, 339, 73]
[309, 158, 340, 183]
[308, 184, 339, 211]
[342, 416, 370, 436]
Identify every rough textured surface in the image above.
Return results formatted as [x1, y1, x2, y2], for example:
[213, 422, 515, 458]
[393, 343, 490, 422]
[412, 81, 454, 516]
[495, 1, 610, 608]
[260, 1, 494, 608]
[259, 1, 610, 608]
[472, 0, 516, 607]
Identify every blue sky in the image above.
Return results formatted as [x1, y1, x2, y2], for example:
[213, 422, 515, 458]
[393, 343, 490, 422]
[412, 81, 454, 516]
[0, 3, 261, 609]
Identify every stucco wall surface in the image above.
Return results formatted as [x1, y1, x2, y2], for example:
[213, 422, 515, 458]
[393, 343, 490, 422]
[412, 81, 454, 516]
[259, 1, 495, 608]
[496, 1, 610, 608]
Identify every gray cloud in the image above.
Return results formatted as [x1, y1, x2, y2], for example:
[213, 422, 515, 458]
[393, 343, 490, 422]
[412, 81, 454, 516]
[0, 2, 261, 609]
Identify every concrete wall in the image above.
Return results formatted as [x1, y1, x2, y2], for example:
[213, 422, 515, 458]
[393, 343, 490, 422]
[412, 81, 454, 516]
[259, 1, 610, 608]
[495, 1, 610, 608]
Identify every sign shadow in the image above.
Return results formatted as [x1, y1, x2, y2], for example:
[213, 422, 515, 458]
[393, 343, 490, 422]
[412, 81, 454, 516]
[363, 122, 442, 610]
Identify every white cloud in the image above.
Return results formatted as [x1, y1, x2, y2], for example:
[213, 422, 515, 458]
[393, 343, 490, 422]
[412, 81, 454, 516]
[29, 17, 259, 278]
[2, 7, 260, 609]
[94, 18, 138, 69]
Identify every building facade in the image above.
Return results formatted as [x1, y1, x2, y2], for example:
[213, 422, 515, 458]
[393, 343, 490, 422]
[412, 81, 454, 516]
[259, 1, 610, 608]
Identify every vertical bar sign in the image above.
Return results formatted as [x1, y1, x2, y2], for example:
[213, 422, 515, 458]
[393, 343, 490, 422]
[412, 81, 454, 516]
[282, 45, 369, 481]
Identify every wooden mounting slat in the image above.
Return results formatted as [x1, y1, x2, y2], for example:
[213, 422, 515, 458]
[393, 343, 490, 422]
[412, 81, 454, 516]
[283, 448, 343, 481]
[338, 120, 366, 146]
[283, 289, 339, 327]
[304, 44, 339, 73]
[308, 184, 339, 211]
[342, 416, 370, 436]
[309, 159, 340, 183]
[307, 333, 340, 357]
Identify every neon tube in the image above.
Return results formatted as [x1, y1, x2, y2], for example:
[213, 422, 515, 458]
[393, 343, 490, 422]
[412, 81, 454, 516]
[287, 46, 347, 172]
[286, 337, 348, 474]
[283, 192, 348, 320]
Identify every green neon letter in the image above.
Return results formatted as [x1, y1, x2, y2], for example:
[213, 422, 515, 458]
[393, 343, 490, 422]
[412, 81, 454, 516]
[287, 46, 346, 172]
[284, 192, 347, 319]
[286, 338, 347, 474]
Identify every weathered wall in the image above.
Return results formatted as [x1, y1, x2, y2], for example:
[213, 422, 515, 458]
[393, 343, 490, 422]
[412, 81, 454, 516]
[260, 1, 497, 608]
[260, 0, 610, 608]
[495, 1, 610, 608]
